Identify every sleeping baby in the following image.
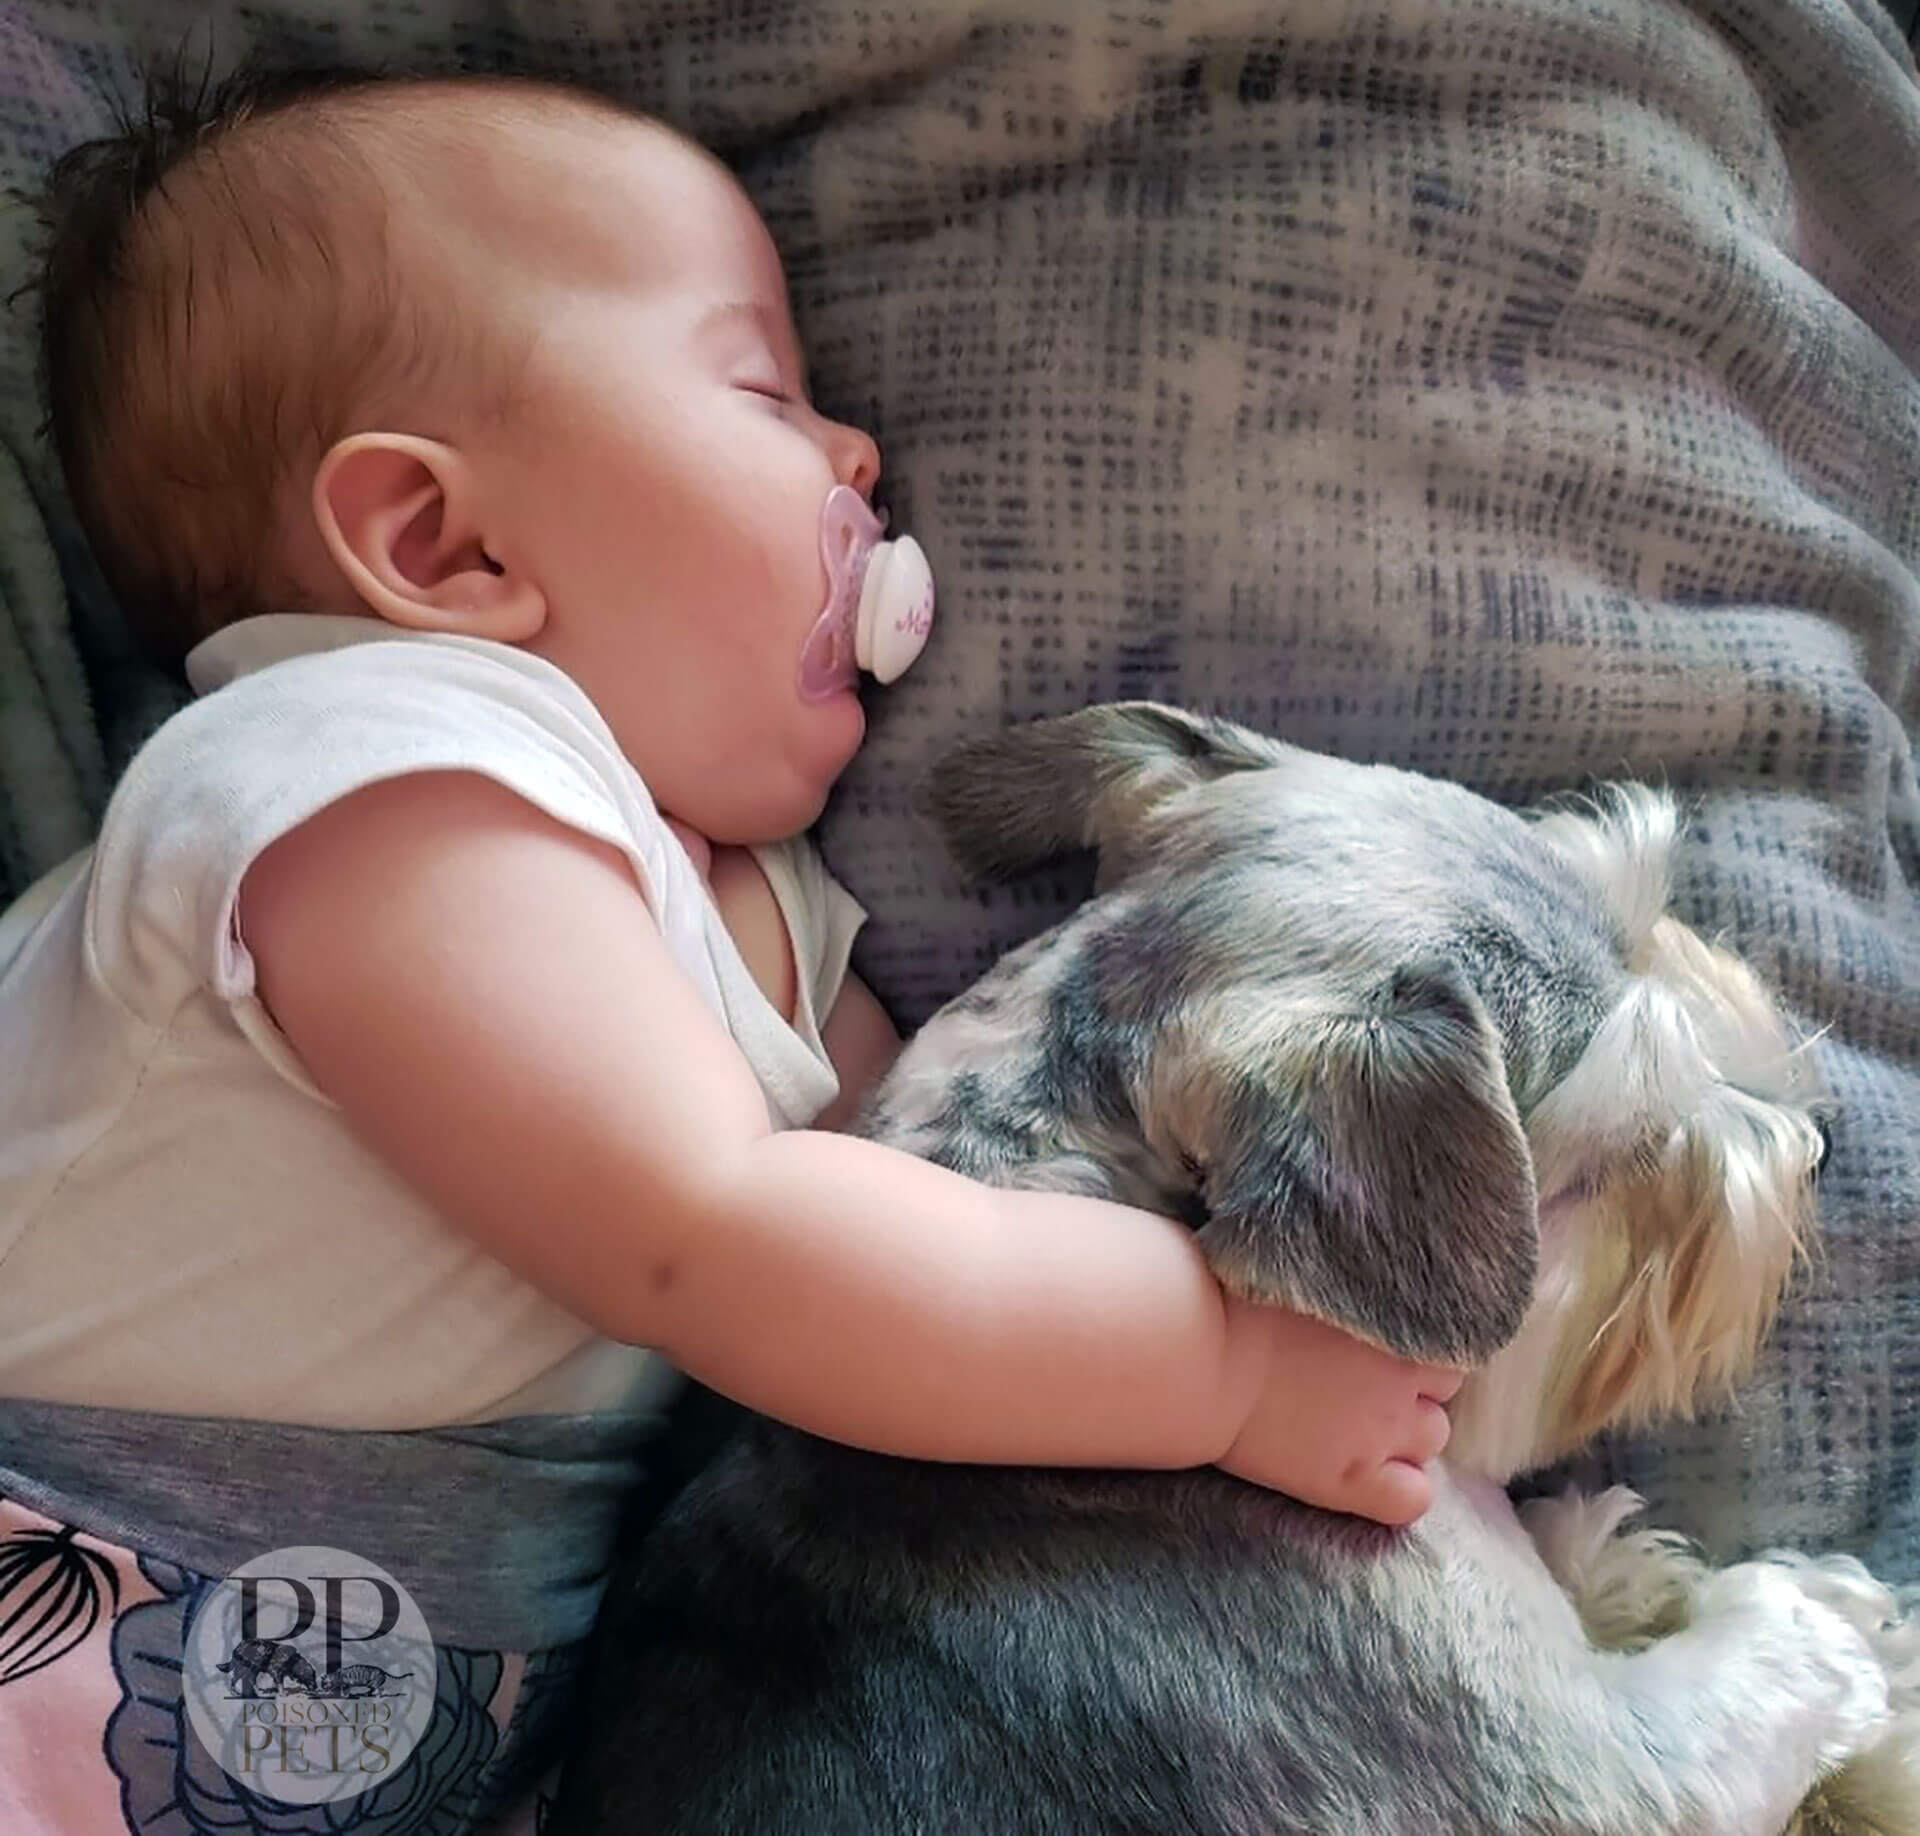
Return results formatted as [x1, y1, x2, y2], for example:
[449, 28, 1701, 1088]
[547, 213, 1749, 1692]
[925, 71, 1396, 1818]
[0, 66, 1462, 1829]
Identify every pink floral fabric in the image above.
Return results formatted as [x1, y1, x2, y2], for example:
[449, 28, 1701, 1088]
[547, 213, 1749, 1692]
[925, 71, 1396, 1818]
[0, 1497, 573, 1836]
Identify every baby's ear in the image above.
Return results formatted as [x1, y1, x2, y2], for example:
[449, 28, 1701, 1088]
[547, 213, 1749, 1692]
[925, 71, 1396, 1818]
[1146, 962, 1540, 1365]
[310, 432, 546, 643]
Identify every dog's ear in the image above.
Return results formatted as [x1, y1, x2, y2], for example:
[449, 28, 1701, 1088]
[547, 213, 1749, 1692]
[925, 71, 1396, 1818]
[916, 702, 1287, 884]
[1146, 961, 1539, 1365]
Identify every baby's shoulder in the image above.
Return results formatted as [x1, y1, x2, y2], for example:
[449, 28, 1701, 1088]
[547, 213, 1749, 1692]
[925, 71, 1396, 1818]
[90, 633, 674, 1020]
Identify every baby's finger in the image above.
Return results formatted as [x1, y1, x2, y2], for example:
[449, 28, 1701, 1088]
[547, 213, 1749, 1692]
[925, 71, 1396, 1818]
[1409, 1395, 1453, 1464]
[1415, 1364, 1467, 1405]
[1353, 1460, 1434, 1528]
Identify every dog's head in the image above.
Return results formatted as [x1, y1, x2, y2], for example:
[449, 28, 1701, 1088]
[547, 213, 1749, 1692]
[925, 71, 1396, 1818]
[1447, 791, 1825, 1479]
[923, 705, 1826, 1482]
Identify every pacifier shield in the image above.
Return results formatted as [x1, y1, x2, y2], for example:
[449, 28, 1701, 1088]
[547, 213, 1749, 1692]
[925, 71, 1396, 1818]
[798, 487, 935, 700]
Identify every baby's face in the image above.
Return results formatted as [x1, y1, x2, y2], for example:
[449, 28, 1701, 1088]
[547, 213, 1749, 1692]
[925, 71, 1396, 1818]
[443, 115, 883, 842]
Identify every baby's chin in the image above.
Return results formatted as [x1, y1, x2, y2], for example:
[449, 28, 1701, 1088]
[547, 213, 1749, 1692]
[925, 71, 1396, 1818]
[818, 683, 868, 766]
[795, 687, 868, 818]
[710, 691, 865, 843]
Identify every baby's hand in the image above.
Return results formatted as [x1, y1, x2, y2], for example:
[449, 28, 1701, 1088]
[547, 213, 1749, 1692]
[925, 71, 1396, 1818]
[1214, 1297, 1463, 1526]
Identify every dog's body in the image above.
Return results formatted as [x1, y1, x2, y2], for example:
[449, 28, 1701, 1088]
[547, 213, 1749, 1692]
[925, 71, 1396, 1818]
[556, 706, 1918, 1836]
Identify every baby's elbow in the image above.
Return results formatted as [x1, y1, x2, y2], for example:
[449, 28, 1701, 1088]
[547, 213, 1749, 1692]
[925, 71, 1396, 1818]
[603, 1144, 764, 1352]
[598, 1238, 714, 1356]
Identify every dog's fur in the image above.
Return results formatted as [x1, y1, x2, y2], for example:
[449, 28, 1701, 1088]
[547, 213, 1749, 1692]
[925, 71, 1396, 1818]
[554, 704, 1920, 1836]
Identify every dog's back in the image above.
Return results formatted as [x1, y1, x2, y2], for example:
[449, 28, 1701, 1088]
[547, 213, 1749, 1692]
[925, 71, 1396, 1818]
[559, 1423, 1685, 1834]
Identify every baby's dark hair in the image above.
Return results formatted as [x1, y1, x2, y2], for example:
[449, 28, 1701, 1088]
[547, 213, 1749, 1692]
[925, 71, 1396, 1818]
[28, 59, 635, 673]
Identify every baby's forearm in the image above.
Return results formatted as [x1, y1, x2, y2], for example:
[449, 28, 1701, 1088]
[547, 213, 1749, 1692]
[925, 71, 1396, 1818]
[650, 1128, 1266, 1473]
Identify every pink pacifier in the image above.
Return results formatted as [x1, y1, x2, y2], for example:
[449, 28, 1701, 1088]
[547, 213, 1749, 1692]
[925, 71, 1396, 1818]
[797, 486, 936, 700]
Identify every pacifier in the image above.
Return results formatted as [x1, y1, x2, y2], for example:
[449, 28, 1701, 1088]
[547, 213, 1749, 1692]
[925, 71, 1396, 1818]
[797, 486, 936, 700]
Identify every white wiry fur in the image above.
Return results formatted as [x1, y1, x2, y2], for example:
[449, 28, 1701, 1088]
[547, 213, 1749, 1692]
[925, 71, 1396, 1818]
[1454, 787, 1826, 1478]
[1463, 786, 1915, 1835]
[1508, 1485, 1920, 1835]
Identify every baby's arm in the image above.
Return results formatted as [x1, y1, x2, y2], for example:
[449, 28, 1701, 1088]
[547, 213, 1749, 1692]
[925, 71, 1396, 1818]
[807, 974, 1461, 1523]
[241, 771, 1455, 1522]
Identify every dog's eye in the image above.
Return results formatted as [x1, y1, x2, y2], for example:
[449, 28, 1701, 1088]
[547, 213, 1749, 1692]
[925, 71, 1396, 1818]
[1171, 1150, 1212, 1230]
[1813, 1115, 1835, 1178]
[1172, 1188, 1212, 1231]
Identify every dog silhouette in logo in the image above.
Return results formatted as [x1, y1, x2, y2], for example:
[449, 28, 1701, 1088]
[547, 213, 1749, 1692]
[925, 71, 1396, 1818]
[216, 1638, 318, 1698]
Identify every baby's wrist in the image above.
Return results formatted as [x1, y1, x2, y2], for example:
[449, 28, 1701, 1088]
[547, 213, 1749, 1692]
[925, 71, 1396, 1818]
[1213, 1288, 1281, 1458]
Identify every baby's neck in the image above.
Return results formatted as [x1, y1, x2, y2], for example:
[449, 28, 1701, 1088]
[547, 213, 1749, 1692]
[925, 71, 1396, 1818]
[662, 817, 797, 1023]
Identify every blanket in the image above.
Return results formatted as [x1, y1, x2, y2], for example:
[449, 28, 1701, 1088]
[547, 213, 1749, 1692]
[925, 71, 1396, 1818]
[1, 0, 1916, 1583]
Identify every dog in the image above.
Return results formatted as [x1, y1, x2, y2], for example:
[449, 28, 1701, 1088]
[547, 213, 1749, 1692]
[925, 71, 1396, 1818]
[553, 703, 1920, 1836]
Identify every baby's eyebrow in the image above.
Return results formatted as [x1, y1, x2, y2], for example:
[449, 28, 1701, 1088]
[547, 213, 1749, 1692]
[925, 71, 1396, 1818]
[695, 300, 770, 337]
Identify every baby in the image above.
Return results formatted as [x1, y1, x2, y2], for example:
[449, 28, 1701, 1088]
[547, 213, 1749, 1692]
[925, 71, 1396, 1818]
[1, 64, 1461, 1828]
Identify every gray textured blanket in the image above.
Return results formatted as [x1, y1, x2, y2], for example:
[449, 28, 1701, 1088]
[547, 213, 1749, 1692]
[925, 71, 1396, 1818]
[1, 0, 1916, 1581]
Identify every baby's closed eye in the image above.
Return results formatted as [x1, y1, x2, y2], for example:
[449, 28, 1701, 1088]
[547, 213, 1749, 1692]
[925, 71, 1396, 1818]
[733, 366, 790, 401]
[736, 378, 801, 413]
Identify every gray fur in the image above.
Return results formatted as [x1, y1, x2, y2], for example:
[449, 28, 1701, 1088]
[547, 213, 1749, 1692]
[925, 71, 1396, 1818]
[554, 706, 1877, 1836]
[906, 704, 1626, 1362]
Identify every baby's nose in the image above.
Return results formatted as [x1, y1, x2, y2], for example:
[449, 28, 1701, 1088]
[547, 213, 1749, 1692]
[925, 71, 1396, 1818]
[829, 420, 881, 498]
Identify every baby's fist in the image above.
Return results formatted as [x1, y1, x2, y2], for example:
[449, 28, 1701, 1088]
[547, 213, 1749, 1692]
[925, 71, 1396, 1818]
[1214, 1298, 1463, 1526]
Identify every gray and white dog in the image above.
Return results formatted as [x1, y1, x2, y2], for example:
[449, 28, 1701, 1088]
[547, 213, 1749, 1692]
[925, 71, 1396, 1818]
[556, 704, 1920, 1836]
